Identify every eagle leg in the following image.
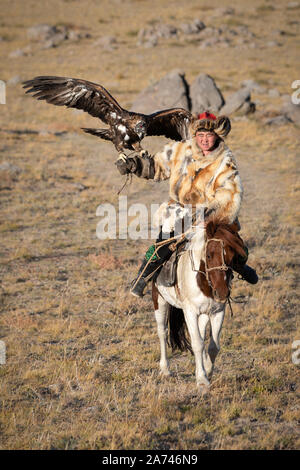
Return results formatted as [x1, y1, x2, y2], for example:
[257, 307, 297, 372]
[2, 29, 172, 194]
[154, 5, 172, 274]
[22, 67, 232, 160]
[117, 152, 128, 162]
[139, 149, 149, 158]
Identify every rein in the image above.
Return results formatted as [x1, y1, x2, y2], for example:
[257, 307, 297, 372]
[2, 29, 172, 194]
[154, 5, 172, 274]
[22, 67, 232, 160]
[189, 236, 233, 313]
[189, 237, 231, 283]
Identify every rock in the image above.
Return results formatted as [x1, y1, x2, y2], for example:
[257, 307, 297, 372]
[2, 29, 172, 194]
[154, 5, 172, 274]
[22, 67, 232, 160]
[201, 26, 216, 36]
[281, 99, 300, 124]
[199, 36, 220, 48]
[93, 36, 117, 50]
[180, 19, 205, 35]
[211, 7, 235, 17]
[27, 24, 62, 41]
[27, 23, 89, 49]
[0, 162, 22, 176]
[137, 23, 178, 47]
[130, 69, 190, 114]
[67, 29, 91, 41]
[241, 79, 266, 94]
[7, 75, 22, 85]
[266, 40, 282, 47]
[155, 24, 178, 38]
[264, 115, 292, 125]
[35, 25, 68, 48]
[72, 182, 88, 191]
[190, 74, 225, 114]
[137, 27, 158, 47]
[42, 32, 68, 49]
[220, 88, 256, 115]
[287, 1, 300, 8]
[143, 37, 158, 48]
[9, 48, 27, 58]
[180, 23, 196, 35]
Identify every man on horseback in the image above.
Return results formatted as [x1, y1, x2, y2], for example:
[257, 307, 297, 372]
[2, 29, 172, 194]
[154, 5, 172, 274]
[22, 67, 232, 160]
[116, 111, 258, 298]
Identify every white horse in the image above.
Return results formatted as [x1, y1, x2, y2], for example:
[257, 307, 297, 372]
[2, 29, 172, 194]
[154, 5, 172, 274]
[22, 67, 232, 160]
[152, 222, 239, 391]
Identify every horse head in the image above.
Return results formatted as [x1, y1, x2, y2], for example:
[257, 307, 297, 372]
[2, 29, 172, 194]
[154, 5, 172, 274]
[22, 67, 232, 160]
[202, 222, 241, 302]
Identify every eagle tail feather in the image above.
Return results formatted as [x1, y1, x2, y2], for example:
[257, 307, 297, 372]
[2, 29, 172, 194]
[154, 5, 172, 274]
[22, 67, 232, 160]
[81, 128, 113, 142]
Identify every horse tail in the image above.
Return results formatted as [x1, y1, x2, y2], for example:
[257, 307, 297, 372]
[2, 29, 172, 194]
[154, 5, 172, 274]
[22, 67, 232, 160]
[168, 306, 193, 354]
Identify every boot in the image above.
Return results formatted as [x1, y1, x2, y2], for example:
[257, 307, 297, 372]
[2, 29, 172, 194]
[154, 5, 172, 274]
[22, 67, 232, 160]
[130, 238, 174, 298]
[130, 258, 161, 298]
[233, 263, 258, 285]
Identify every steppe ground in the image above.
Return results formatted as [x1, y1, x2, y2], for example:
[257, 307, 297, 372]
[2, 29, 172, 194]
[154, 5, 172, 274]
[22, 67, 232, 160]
[0, 0, 299, 450]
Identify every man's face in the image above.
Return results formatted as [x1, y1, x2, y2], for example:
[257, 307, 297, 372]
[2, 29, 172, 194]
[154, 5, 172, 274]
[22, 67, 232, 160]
[195, 131, 218, 152]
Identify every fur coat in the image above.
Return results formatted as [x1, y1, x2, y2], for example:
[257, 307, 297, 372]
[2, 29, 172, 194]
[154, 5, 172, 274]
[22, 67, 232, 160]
[152, 138, 243, 233]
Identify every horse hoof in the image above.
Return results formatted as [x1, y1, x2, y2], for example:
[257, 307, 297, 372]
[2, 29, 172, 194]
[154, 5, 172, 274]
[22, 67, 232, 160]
[197, 381, 210, 395]
[160, 369, 171, 377]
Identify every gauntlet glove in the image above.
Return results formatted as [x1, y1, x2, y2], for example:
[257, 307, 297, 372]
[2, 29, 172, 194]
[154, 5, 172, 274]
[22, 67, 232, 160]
[115, 152, 155, 179]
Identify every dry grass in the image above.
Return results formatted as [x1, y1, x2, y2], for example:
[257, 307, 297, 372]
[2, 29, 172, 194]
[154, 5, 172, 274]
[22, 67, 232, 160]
[0, 0, 299, 450]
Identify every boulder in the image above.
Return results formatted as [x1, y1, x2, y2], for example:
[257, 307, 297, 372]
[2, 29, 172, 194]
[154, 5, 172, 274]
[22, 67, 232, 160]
[287, 1, 300, 8]
[27, 23, 90, 48]
[93, 36, 117, 50]
[137, 23, 178, 47]
[190, 74, 225, 114]
[9, 49, 27, 58]
[130, 69, 190, 114]
[264, 115, 292, 126]
[220, 88, 255, 115]
[155, 24, 178, 38]
[210, 7, 235, 17]
[27, 24, 59, 41]
[7, 75, 22, 85]
[42, 32, 68, 49]
[281, 97, 300, 124]
[0, 162, 21, 176]
[240, 79, 266, 94]
[179, 19, 205, 35]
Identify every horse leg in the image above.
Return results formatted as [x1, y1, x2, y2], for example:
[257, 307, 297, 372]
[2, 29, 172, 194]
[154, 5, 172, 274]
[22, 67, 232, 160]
[184, 307, 210, 389]
[207, 309, 225, 379]
[198, 313, 211, 378]
[155, 296, 170, 377]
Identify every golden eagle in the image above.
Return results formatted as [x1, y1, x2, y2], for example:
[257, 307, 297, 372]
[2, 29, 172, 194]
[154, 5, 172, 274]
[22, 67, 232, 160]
[22, 76, 194, 159]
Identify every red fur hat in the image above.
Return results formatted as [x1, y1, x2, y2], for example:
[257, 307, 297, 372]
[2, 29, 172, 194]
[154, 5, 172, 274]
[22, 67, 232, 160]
[197, 111, 217, 121]
[190, 111, 231, 138]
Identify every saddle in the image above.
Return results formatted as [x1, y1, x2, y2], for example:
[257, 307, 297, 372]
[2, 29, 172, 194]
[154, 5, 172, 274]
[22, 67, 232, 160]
[159, 220, 248, 287]
[159, 242, 185, 287]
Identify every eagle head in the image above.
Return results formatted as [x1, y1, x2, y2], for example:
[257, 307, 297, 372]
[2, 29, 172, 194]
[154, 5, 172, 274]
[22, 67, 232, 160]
[134, 121, 147, 139]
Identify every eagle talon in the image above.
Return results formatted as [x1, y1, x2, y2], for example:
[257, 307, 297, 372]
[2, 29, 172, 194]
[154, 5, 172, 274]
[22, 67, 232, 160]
[117, 153, 128, 162]
[140, 150, 148, 158]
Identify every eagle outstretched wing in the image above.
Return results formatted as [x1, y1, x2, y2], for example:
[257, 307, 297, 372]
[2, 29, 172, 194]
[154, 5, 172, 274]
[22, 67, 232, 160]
[22, 76, 125, 124]
[145, 108, 194, 141]
[23, 76, 195, 154]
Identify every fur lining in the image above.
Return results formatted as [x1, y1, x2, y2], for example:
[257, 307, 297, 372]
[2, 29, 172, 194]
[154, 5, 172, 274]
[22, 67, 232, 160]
[189, 115, 231, 138]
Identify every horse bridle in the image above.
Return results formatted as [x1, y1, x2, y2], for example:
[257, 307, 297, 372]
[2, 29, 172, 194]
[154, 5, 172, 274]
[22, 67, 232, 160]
[189, 237, 232, 287]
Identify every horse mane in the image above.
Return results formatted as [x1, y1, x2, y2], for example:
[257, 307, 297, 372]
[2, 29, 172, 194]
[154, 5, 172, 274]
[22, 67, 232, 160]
[206, 221, 247, 260]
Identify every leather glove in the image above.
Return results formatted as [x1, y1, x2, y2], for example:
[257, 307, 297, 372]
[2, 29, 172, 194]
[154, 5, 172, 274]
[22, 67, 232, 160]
[115, 151, 155, 179]
[115, 156, 138, 175]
